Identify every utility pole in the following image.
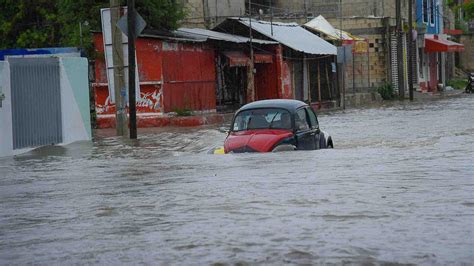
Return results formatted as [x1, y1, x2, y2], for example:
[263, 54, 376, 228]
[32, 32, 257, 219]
[304, 0, 308, 22]
[270, 0, 273, 36]
[215, 0, 218, 25]
[203, 0, 210, 28]
[396, 0, 405, 99]
[340, 0, 345, 110]
[408, 0, 414, 101]
[247, 0, 255, 103]
[110, 0, 127, 136]
[128, 0, 137, 139]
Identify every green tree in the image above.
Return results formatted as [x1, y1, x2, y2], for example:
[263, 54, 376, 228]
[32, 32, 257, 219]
[0, 0, 61, 49]
[135, 0, 185, 30]
[464, 2, 474, 20]
[0, 0, 185, 51]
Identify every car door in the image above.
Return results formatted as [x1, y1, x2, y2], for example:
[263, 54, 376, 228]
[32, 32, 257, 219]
[295, 108, 316, 150]
[306, 107, 324, 149]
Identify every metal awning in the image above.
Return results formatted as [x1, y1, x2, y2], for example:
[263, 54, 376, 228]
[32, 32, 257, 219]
[232, 18, 337, 55]
[176, 28, 278, 45]
[425, 36, 464, 53]
[304, 15, 365, 42]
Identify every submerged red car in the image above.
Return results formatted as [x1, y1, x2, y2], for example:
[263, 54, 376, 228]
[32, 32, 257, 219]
[223, 99, 333, 153]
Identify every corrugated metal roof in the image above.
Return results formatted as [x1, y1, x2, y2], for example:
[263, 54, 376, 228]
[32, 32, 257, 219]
[92, 29, 208, 43]
[140, 32, 207, 42]
[176, 28, 278, 45]
[233, 18, 337, 55]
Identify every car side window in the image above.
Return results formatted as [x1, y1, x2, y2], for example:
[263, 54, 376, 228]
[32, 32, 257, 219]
[306, 107, 319, 129]
[295, 109, 310, 131]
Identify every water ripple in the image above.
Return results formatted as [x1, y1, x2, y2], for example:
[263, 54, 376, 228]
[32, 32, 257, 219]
[0, 96, 473, 264]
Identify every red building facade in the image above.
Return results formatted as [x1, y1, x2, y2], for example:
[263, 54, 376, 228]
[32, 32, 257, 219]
[92, 31, 290, 128]
[93, 33, 216, 116]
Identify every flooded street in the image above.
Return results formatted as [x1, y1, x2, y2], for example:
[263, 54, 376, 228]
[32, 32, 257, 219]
[1, 96, 473, 265]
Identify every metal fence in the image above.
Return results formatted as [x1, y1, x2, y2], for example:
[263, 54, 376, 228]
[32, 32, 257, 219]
[339, 43, 375, 94]
[10, 58, 62, 150]
[346, 50, 373, 93]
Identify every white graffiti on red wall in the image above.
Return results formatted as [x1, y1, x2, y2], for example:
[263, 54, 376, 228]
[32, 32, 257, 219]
[137, 90, 161, 110]
[96, 89, 162, 114]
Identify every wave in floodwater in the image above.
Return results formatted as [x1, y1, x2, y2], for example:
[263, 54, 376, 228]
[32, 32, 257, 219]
[0, 96, 473, 265]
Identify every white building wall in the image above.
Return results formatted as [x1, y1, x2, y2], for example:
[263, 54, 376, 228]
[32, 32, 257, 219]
[0, 62, 13, 157]
[60, 58, 91, 145]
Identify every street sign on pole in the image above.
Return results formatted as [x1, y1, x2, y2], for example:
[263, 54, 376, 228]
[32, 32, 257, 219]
[100, 7, 141, 104]
[117, 9, 146, 39]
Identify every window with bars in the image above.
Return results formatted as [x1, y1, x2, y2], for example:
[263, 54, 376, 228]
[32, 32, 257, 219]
[430, 0, 435, 25]
[423, 0, 429, 24]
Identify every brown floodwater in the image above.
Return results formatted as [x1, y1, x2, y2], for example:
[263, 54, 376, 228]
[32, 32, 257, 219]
[1, 95, 473, 264]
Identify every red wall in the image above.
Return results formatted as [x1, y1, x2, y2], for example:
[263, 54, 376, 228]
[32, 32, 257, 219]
[274, 45, 293, 99]
[255, 62, 278, 100]
[281, 61, 293, 99]
[93, 34, 107, 84]
[161, 43, 216, 112]
[428, 53, 438, 92]
[92, 33, 216, 115]
[254, 45, 293, 101]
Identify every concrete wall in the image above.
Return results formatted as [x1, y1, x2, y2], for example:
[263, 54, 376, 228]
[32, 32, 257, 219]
[207, 0, 245, 26]
[459, 34, 474, 72]
[60, 57, 92, 143]
[180, 0, 245, 28]
[0, 62, 13, 157]
[180, 0, 206, 28]
[328, 17, 386, 31]
[268, 0, 409, 19]
[329, 17, 390, 91]
[272, 0, 305, 12]
[344, 92, 382, 108]
[180, 0, 412, 28]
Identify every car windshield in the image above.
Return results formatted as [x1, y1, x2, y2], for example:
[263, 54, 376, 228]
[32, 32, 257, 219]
[232, 108, 292, 131]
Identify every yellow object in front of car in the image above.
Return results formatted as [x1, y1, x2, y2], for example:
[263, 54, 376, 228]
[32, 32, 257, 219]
[213, 147, 225, 154]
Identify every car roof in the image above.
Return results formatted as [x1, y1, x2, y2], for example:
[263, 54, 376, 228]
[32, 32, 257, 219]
[237, 99, 308, 114]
